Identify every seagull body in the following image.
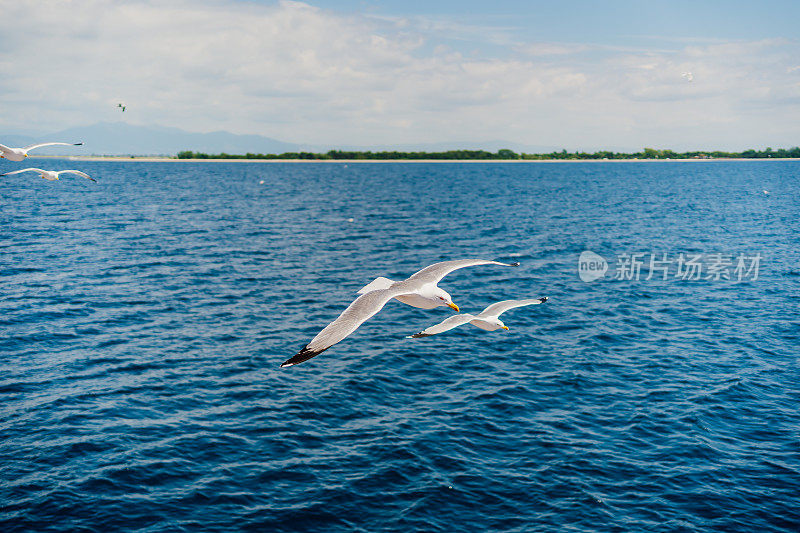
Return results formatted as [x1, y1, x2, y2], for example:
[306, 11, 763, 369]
[0, 168, 95, 182]
[281, 259, 520, 367]
[0, 142, 83, 162]
[410, 297, 548, 338]
[357, 276, 450, 309]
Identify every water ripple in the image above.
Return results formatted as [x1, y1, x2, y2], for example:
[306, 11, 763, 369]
[1, 161, 799, 531]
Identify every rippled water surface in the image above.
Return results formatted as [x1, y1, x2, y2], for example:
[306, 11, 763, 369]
[2, 160, 799, 532]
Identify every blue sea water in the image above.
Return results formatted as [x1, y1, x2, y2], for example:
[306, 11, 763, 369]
[1, 159, 799, 532]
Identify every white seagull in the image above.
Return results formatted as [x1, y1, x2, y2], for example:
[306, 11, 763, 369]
[0, 168, 95, 182]
[0, 142, 83, 162]
[409, 297, 548, 338]
[281, 259, 520, 367]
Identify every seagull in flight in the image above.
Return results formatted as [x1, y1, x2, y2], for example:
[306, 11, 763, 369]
[0, 168, 95, 182]
[281, 259, 520, 367]
[409, 297, 547, 338]
[0, 142, 83, 162]
[117, 103, 126, 112]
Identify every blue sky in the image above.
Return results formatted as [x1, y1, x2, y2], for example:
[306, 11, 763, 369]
[1, 0, 798, 150]
[308, 0, 800, 42]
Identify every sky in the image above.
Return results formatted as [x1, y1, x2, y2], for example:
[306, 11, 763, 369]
[1, 0, 799, 151]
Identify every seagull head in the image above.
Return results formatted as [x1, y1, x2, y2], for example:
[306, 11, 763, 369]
[494, 319, 509, 331]
[433, 288, 459, 312]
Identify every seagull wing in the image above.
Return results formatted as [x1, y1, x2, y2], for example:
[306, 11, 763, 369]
[22, 142, 83, 151]
[0, 143, 11, 152]
[282, 287, 406, 367]
[408, 313, 476, 338]
[0, 168, 45, 176]
[479, 297, 548, 319]
[58, 170, 95, 182]
[406, 259, 520, 285]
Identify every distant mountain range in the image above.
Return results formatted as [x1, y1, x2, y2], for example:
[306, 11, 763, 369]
[2, 122, 303, 156]
[1, 122, 558, 156]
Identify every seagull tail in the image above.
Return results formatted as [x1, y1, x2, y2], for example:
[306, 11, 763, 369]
[280, 345, 326, 368]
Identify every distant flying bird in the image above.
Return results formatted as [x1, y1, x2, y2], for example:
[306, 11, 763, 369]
[0, 142, 83, 162]
[409, 297, 548, 338]
[681, 72, 694, 82]
[117, 103, 126, 112]
[763, 189, 769, 195]
[0, 168, 95, 182]
[281, 259, 521, 367]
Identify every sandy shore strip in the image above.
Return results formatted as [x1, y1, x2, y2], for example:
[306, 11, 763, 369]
[29, 155, 800, 163]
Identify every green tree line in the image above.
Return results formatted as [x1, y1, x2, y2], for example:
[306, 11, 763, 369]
[176, 146, 800, 160]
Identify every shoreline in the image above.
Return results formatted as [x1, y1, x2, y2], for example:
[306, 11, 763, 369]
[28, 156, 800, 163]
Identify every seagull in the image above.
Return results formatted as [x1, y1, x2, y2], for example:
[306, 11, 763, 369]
[0, 142, 83, 162]
[281, 259, 520, 367]
[681, 72, 694, 82]
[409, 297, 548, 338]
[0, 168, 95, 182]
[117, 103, 126, 112]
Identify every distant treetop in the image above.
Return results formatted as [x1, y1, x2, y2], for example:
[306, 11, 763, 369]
[175, 146, 800, 160]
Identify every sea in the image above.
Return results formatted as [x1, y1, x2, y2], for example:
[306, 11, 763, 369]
[1, 159, 798, 532]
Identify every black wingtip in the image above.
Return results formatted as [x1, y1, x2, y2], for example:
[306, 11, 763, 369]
[409, 332, 431, 338]
[510, 261, 520, 267]
[75, 142, 84, 146]
[539, 296, 548, 303]
[280, 345, 325, 368]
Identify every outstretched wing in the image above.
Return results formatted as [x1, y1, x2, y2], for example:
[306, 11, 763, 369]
[0, 143, 11, 152]
[59, 170, 95, 182]
[23, 142, 83, 151]
[407, 259, 520, 285]
[282, 288, 402, 367]
[408, 313, 476, 338]
[356, 276, 395, 294]
[479, 297, 548, 319]
[0, 168, 45, 176]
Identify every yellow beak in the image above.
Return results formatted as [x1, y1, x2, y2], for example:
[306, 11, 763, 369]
[447, 302, 459, 312]
[501, 325, 509, 330]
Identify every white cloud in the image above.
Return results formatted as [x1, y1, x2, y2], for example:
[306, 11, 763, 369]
[516, 43, 591, 56]
[0, 0, 798, 150]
